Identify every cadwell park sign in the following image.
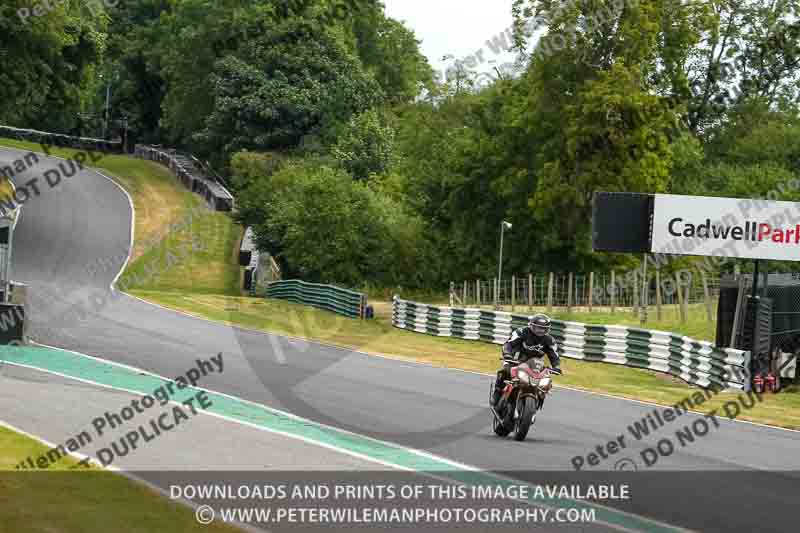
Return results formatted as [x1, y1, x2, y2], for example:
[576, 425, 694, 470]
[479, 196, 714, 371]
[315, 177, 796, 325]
[593, 191, 799, 388]
[593, 192, 800, 263]
[652, 194, 800, 262]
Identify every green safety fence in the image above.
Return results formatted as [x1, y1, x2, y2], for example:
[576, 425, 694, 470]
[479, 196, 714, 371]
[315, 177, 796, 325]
[266, 280, 367, 319]
[392, 296, 751, 391]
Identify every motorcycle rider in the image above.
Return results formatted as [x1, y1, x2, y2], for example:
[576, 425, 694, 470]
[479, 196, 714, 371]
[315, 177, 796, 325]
[490, 313, 562, 407]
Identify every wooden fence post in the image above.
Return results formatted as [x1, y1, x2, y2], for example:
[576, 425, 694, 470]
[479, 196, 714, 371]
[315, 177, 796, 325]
[511, 275, 516, 312]
[702, 272, 713, 323]
[547, 273, 554, 312]
[683, 273, 691, 323]
[610, 271, 616, 313]
[676, 272, 687, 323]
[528, 273, 533, 310]
[640, 256, 648, 325]
[567, 273, 574, 313]
[656, 270, 663, 321]
[588, 272, 594, 312]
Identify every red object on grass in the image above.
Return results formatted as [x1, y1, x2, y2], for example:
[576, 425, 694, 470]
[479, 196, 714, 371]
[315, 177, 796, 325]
[765, 374, 777, 393]
[753, 375, 765, 393]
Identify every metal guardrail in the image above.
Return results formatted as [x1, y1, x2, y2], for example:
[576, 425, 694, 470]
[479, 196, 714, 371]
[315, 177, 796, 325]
[190, 154, 232, 190]
[240, 227, 282, 294]
[134, 145, 234, 211]
[239, 227, 257, 267]
[0, 125, 122, 153]
[392, 297, 751, 391]
[266, 280, 367, 319]
[240, 228, 260, 295]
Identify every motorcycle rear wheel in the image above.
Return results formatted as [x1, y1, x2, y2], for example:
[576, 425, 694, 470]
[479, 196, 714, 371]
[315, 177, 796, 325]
[490, 380, 512, 437]
[492, 409, 513, 436]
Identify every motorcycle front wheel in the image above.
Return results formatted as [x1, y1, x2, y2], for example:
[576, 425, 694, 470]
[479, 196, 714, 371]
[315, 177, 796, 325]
[513, 396, 538, 441]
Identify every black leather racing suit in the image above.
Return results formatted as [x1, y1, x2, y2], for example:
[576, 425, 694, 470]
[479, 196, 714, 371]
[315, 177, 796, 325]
[492, 327, 561, 403]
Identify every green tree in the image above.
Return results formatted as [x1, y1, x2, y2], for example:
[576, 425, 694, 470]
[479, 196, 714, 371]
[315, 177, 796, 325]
[332, 109, 396, 179]
[195, 17, 383, 162]
[682, 0, 800, 135]
[250, 160, 425, 287]
[706, 102, 800, 172]
[155, 0, 272, 145]
[351, 13, 434, 104]
[505, 1, 680, 270]
[0, 1, 107, 130]
[103, 0, 170, 143]
[229, 150, 288, 230]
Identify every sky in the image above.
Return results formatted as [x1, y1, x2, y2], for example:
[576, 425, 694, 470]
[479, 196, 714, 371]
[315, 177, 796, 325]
[383, 0, 518, 81]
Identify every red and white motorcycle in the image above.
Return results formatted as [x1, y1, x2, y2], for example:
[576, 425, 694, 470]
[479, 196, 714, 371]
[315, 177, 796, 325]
[489, 356, 555, 441]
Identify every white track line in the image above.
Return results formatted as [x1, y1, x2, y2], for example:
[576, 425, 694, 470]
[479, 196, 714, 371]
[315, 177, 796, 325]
[93, 169, 135, 291]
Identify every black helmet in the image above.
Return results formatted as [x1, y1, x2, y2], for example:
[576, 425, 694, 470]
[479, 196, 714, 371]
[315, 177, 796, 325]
[528, 313, 551, 336]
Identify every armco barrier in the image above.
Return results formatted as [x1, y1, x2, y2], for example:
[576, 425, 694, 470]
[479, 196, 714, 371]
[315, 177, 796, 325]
[266, 280, 367, 319]
[239, 227, 257, 266]
[0, 125, 122, 153]
[241, 227, 260, 295]
[134, 145, 234, 212]
[245, 255, 260, 296]
[392, 297, 751, 391]
[0, 304, 25, 345]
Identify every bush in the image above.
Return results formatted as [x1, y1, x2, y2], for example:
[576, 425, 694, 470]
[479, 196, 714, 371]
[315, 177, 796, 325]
[331, 109, 396, 180]
[248, 159, 428, 288]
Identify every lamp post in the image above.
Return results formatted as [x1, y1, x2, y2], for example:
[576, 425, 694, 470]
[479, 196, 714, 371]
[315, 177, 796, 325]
[99, 74, 107, 139]
[104, 81, 111, 139]
[100, 72, 118, 140]
[497, 221, 512, 307]
[488, 60, 506, 82]
[121, 114, 129, 153]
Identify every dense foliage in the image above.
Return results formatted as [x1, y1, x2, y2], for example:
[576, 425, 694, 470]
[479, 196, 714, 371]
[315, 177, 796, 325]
[3, 0, 800, 289]
[0, 1, 108, 132]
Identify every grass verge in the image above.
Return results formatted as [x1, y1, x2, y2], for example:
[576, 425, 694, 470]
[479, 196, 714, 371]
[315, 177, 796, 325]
[0, 427, 239, 532]
[0, 176, 14, 203]
[548, 303, 716, 341]
[130, 291, 800, 430]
